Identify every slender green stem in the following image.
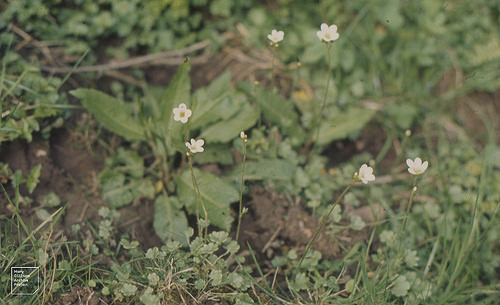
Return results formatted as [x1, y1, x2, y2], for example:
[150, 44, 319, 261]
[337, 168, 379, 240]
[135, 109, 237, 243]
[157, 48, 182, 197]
[290, 59, 301, 97]
[309, 42, 333, 152]
[296, 181, 355, 272]
[188, 153, 208, 239]
[235, 136, 248, 241]
[144, 118, 169, 185]
[271, 45, 277, 87]
[319, 43, 332, 116]
[401, 175, 418, 234]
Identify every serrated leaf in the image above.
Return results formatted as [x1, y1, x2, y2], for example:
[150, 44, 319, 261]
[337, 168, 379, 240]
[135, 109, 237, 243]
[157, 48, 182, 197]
[317, 107, 375, 145]
[228, 159, 297, 181]
[113, 147, 145, 178]
[70, 89, 146, 141]
[176, 168, 238, 230]
[99, 171, 134, 208]
[199, 103, 260, 143]
[391, 275, 410, 297]
[153, 195, 189, 246]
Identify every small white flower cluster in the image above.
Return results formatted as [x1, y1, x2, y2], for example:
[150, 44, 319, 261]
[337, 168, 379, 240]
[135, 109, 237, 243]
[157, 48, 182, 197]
[172, 103, 204, 154]
[267, 23, 340, 46]
[355, 157, 428, 185]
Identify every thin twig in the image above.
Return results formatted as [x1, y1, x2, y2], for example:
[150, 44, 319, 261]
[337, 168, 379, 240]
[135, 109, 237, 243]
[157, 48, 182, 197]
[262, 222, 283, 253]
[40, 40, 211, 73]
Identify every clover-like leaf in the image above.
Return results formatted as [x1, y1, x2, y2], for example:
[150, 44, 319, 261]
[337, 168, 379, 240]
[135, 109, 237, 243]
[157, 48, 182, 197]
[391, 275, 410, 297]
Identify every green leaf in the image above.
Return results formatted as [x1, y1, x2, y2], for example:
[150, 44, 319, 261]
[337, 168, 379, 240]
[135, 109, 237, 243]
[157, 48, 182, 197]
[228, 272, 244, 289]
[131, 178, 155, 199]
[206, 71, 231, 99]
[120, 238, 139, 249]
[27, 164, 42, 194]
[160, 61, 191, 121]
[113, 147, 145, 178]
[42, 192, 61, 208]
[253, 86, 305, 142]
[228, 159, 297, 181]
[391, 275, 410, 297]
[210, 0, 232, 17]
[121, 283, 137, 297]
[153, 195, 189, 246]
[317, 107, 376, 145]
[99, 171, 134, 208]
[292, 273, 309, 291]
[157, 61, 191, 152]
[385, 103, 418, 130]
[36, 208, 51, 222]
[190, 90, 244, 130]
[199, 103, 260, 143]
[193, 143, 234, 165]
[176, 168, 238, 230]
[70, 89, 145, 141]
[98, 148, 154, 208]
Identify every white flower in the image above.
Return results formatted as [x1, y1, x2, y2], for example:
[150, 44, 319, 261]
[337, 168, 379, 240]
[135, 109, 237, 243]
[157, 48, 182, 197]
[172, 103, 192, 124]
[317, 23, 339, 42]
[358, 164, 375, 184]
[185, 138, 204, 153]
[267, 29, 284, 43]
[406, 157, 428, 175]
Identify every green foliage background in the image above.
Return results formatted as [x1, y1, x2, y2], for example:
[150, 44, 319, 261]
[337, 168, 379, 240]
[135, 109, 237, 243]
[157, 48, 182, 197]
[1, 0, 500, 304]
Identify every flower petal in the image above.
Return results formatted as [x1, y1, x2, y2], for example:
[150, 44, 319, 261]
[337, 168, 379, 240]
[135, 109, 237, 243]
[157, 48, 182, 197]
[421, 161, 428, 172]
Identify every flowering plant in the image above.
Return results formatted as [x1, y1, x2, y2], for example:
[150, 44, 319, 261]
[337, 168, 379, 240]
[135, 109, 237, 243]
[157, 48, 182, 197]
[406, 157, 428, 175]
[357, 164, 376, 184]
[173, 103, 192, 124]
[267, 29, 284, 43]
[185, 138, 205, 154]
[317, 23, 339, 42]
